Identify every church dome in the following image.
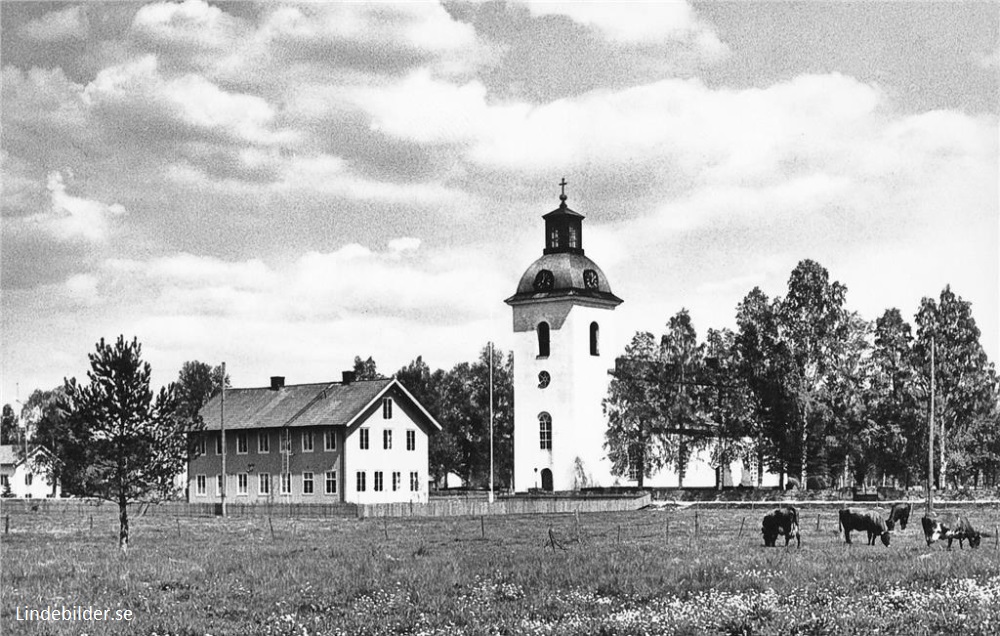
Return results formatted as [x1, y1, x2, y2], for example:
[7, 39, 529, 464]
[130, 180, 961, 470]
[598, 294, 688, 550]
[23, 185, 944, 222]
[509, 252, 620, 302]
[505, 180, 623, 307]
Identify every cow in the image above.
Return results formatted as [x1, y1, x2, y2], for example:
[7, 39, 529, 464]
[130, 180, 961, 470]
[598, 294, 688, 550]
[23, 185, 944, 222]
[921, 513, 984, 549]
[886, 502, 912, 531]
[762, 507, 800, 547]
[839, 508, 890, 546]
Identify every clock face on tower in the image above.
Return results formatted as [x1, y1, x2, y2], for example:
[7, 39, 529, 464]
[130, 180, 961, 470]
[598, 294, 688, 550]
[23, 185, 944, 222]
[583, 269, 599, 290]
[533, 269, 554, 292]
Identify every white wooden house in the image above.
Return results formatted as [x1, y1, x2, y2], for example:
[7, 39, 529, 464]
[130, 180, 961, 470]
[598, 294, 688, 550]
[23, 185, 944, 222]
[189, 373, 441, 505]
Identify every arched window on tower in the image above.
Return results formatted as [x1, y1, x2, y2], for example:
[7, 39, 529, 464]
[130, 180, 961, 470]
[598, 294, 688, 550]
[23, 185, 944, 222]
[590, 322, 600, 356]
[539, 412, 552, 450]
[537, 322, 550, 357]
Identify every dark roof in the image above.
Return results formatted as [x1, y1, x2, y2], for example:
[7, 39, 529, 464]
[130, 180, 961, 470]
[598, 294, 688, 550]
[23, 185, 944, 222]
[542, 203, 585, 219]
[198, 378, 440, 431]
[505, 252, 623, 306]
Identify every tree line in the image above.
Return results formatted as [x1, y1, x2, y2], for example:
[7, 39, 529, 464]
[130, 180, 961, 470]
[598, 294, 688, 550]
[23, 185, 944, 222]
[604, 259, 999, 491]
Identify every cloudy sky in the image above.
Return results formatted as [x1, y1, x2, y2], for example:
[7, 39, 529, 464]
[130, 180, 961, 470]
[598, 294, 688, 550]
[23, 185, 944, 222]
[2, 1, 997, 400]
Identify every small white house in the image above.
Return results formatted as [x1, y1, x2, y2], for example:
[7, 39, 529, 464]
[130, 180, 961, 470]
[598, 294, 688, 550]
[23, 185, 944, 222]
[190, 373, 441, 505]
[0, 445, 61, 499]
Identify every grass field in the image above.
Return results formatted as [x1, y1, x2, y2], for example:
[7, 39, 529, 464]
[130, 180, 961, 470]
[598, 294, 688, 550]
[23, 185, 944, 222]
[3, 505, 1000, 635]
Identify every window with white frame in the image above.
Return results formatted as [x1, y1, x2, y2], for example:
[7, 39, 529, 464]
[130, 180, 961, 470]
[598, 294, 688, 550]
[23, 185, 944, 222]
[237, 432, 248, 454]
[359, 428, 369, 450]
[0, 475, 8, 488]
[392, 471, 401, 491]
[196, 475, 207, 496]
[25, 473, 32, 486]
[280, 473, 291, 495]
[302, 472, 314, 495]
[215, 434, 223, 454]
[302, 431, 314, 452]
[325, 471, 337, 494]
[195, 435, 206, 456]
[258, 432, 269, 453]
[216, 474, 223, 496]
[406, 429, 416, 451]
[356, 471, 366, 492]
[324, 429, 336, 451]
[409, 472, 419, 492]
[259, 473, 270, 495]
[382, 397, 393, 419]
[383, 429, 392, 450]
[237, 473, 248, 495]
[374, 471, 384, 492]
[279, 430, 290, 452]
[539, 412, 552, 450]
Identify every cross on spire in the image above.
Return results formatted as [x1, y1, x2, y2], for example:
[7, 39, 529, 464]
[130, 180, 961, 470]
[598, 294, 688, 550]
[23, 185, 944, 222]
[559, 177, 568, 203]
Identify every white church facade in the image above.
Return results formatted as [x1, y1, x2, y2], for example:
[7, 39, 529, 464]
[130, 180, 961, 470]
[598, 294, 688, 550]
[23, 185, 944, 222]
[506, 183, 774, 492]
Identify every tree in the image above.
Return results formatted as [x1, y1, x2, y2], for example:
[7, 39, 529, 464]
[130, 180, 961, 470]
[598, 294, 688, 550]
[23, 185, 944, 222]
[703, 328, 758, 486]
[396, 356, 457, 484]
[913, 286, 998, 488]
[395, 348, 514, 490]
[24, 386, 72, 496]
[353, 356, 381, 380]
[430, 346, 514, 489]
[735, 286, 797, 486]
[863, 309, 922, 488]
[61, 336, 188, 553]
[175, 361, 229, 427]
[1, 404, 17, 445]
[775, 259, 852, 486]
[604, 332, 665, 487]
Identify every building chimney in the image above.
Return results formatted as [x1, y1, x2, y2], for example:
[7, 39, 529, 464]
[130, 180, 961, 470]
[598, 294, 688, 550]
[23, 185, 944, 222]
[270, 376, 285, 390]
[342, 370, 356, 385]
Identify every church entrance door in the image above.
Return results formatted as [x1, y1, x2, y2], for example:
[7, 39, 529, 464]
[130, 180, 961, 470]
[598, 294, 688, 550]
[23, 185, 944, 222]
[540, 468, 553, 491]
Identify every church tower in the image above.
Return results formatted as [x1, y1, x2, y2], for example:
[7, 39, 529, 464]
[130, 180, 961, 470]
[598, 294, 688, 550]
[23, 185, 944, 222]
[505, 180, 623, 492]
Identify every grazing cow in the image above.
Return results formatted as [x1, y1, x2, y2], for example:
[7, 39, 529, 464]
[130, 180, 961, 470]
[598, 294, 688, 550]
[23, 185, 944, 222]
[921, 513, 984, 549]
[839, 508, 890, 546]
[762, 507, 800, 547]
[886, 502, 912, 531]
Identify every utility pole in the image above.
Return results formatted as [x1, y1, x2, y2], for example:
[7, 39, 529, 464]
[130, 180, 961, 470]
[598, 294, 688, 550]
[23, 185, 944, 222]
[488, 343, 495, 505]
[927, 337, 935, 515]
[220, 361, 227, 518]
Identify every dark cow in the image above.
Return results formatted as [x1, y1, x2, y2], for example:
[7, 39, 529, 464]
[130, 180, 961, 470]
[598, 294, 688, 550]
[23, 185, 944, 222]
[839, 508, 890, 546]
[921, 513, 984, 549]
[762, 507, 800, 547]
[886, 502, 912, 531]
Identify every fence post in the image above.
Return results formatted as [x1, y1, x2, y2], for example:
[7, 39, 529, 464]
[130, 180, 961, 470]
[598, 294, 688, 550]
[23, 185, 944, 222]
[816, 514, 820, 532]
[738, 516, 746, 538]
[4, 515, 8, 534]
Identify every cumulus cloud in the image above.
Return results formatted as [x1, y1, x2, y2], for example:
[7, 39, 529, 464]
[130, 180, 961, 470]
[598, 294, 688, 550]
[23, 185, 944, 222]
[17, 6, 88, 42]
[22, 172, 126, 243]
[82, 55, 296, 146]
[71, 241, 507, 338]
[132, 0, 245, 51]
[521, 0, 727, 58]
[389, 237, 421, 252]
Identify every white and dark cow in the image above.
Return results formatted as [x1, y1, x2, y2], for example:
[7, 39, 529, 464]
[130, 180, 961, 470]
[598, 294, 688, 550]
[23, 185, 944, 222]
[886, 502, 912, 531]
[921, 513, 984, 549]
[839, 508, 890, 546]
[762, 507, 800, 547]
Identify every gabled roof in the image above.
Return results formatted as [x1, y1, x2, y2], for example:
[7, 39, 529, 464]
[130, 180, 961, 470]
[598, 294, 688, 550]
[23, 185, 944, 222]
[197, 378, 442, 432]
[0, 445, 58, 467]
